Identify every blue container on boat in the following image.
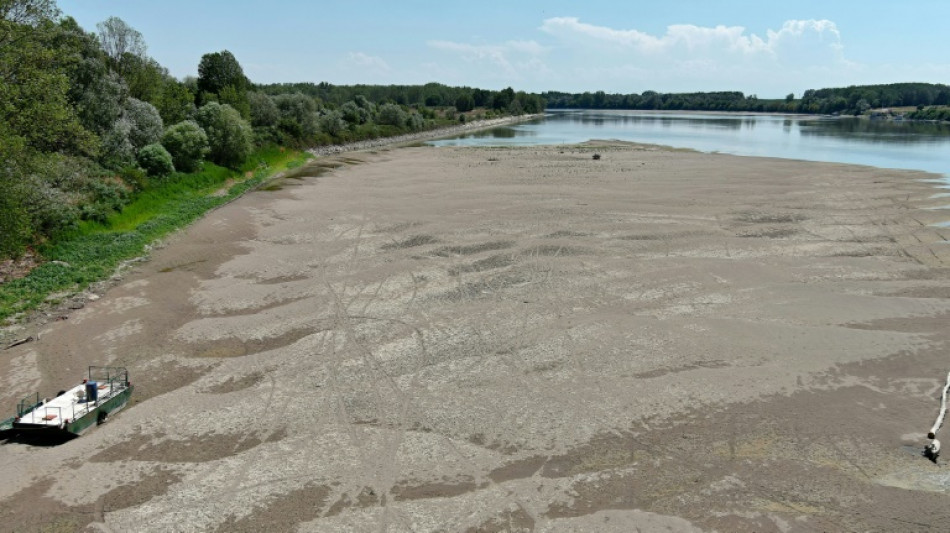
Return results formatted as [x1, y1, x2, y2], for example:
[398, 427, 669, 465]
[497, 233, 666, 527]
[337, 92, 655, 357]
[86, 381, 98, 403]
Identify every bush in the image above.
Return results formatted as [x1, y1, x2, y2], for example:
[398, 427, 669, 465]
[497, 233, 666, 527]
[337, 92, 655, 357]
[23, 182, 80, 237]
[248, 91, 279, 127]
[0, 177, 33, 257]
[99, 117, 137, 170]
[340, 101, 370, 124]
[137, 143, 174, 177]
[377, 103, 407, 127]
[319, 109, 346, 136]
[119, 165, 149, 192]
[195, 102, 253, 169]
[162, 120, 209, 172]
[124, 98, 164, 150]
[274, 93, 320, 139]
[406, 112, 425, 131]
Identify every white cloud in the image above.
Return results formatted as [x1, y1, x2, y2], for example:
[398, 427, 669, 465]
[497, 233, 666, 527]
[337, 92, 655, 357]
[539, 17, 845, 63]
[531, 17, 859, 94]
[427, 39, 549, 79]
[343, 52, 391, 72]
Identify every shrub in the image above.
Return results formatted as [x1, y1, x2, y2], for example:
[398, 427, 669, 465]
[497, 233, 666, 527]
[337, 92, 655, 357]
[162, 120, 209, 172]
[406, 112, 425, 131]
[137, 143, 174, 177]
[78, 71, 129, 136]
[0, 177, 32, 257]
[319, 109, 346, 136]
[119, 164, 149, 192]
[22, 182, 80, 237]
[340, 101, 370, 124]
[195, 102, 253, 169]
[124, 98, 164, 150]
[99, 117, 137, 169]
[377, 103, 407, 127]
[274, 93, 320, 139]
[248, 91, 279, 127]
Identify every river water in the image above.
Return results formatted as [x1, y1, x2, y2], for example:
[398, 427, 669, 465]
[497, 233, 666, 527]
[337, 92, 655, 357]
[429, 110, 950, 180]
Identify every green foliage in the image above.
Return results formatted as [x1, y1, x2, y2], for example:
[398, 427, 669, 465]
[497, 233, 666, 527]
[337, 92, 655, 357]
[99, 117, 136, 169]
[118, 164, 148, 192]
[0, 4, 97, 156]
[137, 143, 174, 176]
[0, 174, 32, 258]
[219, 84, 250, 119]
[273, 92, 320, 138]
[155, 78, 195, 125]
[248, 91, 278, 127]
[197, 50, 248, 95]
[455, 93, 474, 112]
[124, 97, 164, 149]
[122, 54, 167, 104]
[161, 120, 209, 172]
[319, 109, 346, 136]
[377, 103, 407, 127]
[78, 70, 128, 135]
[543, 83, 950, 115]
[0, 148, 309, 320]
[907, 106, 950, 121]
[340, 100, 370, 124]
[194, 102, 253, 169]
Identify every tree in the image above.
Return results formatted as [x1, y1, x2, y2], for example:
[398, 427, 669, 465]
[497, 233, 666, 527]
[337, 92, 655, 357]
[492, 87, 515, 110]
[377, 103, 406, 127]
[273, 92, 320, 138]
[248, 91, 278, 127]
[0, 2, 97, 156]
[155, 79, 195, 125]
[194, 102, 253, 169]
[219, 84, 250, 119]
[123, 97, 163, 150]
[161, 120, 209, 172]
[99, 117, 136, 169]
[455, 93, 474, 112]
[340, 100, 369, 124]
[78, 70, 128, 135]
[197, 50, 248, 96]
[96, 16, 145, 63]
[137, 143, 174, 176]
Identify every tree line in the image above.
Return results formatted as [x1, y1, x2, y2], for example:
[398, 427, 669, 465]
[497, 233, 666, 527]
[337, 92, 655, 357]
[0, 0, 544, 260]
[543, 82, 950, 116]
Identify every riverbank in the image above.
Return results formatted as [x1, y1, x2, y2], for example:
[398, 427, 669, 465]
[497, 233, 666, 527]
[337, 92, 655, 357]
[2, 142, 950, 530]
[307, 113, 543, 156]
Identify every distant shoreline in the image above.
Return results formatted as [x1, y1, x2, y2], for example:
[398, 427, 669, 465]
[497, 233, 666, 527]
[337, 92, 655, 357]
[307, 114, 544, 156]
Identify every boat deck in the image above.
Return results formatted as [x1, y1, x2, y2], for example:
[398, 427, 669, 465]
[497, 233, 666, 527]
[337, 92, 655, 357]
[17, 382, 121, 427]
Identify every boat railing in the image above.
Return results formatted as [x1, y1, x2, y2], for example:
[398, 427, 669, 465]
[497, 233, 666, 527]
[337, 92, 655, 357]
[16, 393, 41, 417]
[89, 366, 130, 388]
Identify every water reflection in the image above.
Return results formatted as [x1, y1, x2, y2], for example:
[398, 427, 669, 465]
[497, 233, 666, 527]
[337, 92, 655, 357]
[429, 110, 950, 175]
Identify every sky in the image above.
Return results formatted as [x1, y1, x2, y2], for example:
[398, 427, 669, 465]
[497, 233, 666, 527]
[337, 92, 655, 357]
[58, 0, 950, 98]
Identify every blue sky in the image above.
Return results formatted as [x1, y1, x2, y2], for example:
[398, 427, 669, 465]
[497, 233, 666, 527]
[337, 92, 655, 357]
[58, 0, 950, 98]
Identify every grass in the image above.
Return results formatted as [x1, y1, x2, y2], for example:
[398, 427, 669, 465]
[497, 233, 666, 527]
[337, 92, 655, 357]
[0, 147, 311, 323]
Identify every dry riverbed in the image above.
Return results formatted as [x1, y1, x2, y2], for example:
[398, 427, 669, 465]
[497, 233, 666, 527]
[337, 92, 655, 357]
[2, 142, 950, 531]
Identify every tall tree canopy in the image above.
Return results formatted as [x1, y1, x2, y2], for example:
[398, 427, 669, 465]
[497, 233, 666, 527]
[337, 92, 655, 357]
[197, 50, 248, 95]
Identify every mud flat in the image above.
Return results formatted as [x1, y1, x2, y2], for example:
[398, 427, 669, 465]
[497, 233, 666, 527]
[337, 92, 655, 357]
[3, 142, 950, 531]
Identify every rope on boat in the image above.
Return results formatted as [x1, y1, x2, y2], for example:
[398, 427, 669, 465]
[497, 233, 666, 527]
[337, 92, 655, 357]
[925, 371, 950, 461]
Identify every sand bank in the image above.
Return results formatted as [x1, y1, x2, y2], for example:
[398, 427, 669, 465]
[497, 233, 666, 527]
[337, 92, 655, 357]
[2, 142, 950, 531]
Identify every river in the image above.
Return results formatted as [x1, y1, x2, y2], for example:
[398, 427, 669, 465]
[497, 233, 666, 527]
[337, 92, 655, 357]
[429, 110, 950, 182]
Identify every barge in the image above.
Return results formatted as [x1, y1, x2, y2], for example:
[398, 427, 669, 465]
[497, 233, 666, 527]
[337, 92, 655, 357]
[0, 366, 133, 438]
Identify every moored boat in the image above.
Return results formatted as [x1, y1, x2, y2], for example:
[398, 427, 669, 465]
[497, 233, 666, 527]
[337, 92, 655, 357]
[4, 366, 133, 438]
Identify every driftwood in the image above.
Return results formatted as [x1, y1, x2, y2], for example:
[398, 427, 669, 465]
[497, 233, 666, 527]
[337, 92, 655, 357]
[4, 336, 34, 350]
